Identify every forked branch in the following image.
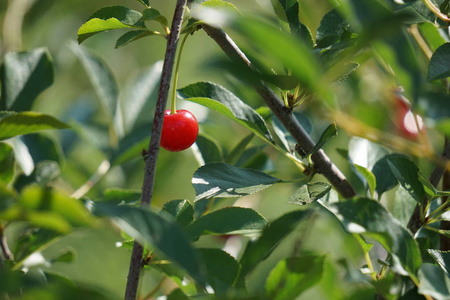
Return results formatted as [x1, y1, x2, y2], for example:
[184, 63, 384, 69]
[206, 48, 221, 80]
[200, 23, 356, 198]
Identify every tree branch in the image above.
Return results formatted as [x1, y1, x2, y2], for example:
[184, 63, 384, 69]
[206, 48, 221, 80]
[200, 24, 356, 198]
[124, 1, 187, 299]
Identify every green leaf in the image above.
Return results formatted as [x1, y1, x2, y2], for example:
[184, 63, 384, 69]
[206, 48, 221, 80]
[194, 133, 223, 164]
[307, 123, 337, 156]
[136, 0, 150, 7]
[348, 137, 389, 171]
[272, 113, 312, 153]
[396, 1, 436, 24]
[77, 6, 145, 44]
[120, 61, 162, 132]
[270, 0, 313, 47]
[199, 248, 240, 296]
[142, 8, 168, 26]
[418, 23, 447, 53]
[321, 197, 422, 276]
[178, 82, 273, 142]
[428, 43, 450, 81]
[289, 182, 331, 206]
[192, 163, 280, 201]
[428, 249, 450, 276]
[316, 9, 351, 48]
[239, 209, 314, 279]
[0, 48, 54, 111]
[354, 164, 376, 197]
[10, 137, 34, 176]
[372, 156, 398, 196]
[13, 228, 59, 263]
[97, 204, 205, 284]
[162, 200, 194, 228]
[70, 43, 119, 125]
[226, 134, 254, 165]
[21, 133, 63, 168]
[386, 154, 426, 203]
[393, 185, 417, 228]
[265, 255, 325, 300]
[353, 234, 373, 253]
[418, 263, 450, 299]
[115, 30, 159, 48]
[0, 142, 14, 183]
[0, 112, 69, 141]
[185, 206, 267, 241]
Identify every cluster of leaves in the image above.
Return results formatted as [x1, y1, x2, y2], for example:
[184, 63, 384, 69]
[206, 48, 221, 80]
[2, 0, 450, 299]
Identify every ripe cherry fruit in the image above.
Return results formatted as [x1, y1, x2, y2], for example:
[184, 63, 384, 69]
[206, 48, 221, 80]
[160, 109, 199, 152]
[394, 95, 424, 139]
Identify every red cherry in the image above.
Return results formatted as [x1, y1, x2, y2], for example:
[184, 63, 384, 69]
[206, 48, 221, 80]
[160, 109, 199, 152]
[393, 95, 423, 139]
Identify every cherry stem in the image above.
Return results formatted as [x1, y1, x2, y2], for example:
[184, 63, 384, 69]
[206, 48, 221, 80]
[171, 33, 190, 114]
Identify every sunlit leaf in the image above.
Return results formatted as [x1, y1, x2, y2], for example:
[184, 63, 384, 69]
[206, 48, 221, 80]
[192, 163, 280, 200]
[77, 6, 145, 43]
[0, 112, 69, 141]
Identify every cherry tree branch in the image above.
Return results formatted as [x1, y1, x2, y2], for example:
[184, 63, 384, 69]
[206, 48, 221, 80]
[124, 1, 187, 299]
[200, 24, 356, 198]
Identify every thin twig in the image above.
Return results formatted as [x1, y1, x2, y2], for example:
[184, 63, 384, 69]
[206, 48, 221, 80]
[0, 224, 13, 261]
[71, 159, 111, 199]
[200, 24, 356, 198]
[124, 1, 187, 300]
